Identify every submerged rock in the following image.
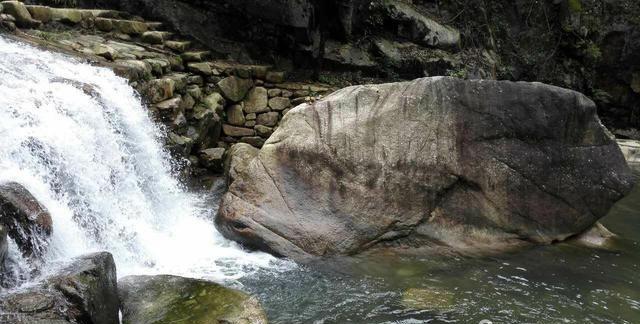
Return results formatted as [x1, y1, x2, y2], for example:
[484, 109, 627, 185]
[0, 252, 119, 324]
[216, 77, 635, 259]
[118, 275, 268, 324]
[0, 182, 52, 259]
[402, 287, 455, 312]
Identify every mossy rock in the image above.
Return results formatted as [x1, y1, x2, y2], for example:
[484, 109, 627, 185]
[118, 275, 267, 324]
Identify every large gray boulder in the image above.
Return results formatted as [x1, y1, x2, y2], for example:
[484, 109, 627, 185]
[0, 252, 119, 324]
[0, 182, 53, 259]
[118, 275, 267, 324]
[216, 77, 635, 259]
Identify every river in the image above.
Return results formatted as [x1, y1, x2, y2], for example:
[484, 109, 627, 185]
[1, 34, 638, 324]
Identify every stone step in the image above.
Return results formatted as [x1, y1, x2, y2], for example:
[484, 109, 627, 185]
[145, 21, 164, 31]
[95, 17, 148, 35]
[141, 31, 173, 45]
[180, 51, 210, 62]
[164, 40, 191, 53]
[25, 5, 125, 24]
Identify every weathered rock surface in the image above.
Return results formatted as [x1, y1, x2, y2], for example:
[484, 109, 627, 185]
[118, 275, 267, 324]
[216, 77, 635, 259]
[0, 182, 52, 259]
[0, 224, 7, 270]
[0, 252, 119, 324]
[380, 0, 460, 49]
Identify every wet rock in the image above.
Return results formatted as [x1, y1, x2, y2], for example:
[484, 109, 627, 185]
[0, 182, 52, 259]
[243, 86, 269, 114]
[226, 104, 245, 126]
[191, 104, 222, 151]
[202, 92, 225, 115]
[216, 77, 635, 259]
[172, 112, 188, 132]
[218, 76, 253, 102]
[0, 252, 119, 324]
[199, 148, 226, 172]
[118, 275, 267, 324]
[112, 59, 152, 81]
[256, 112, 279, 127]
[155, 96, 182, 112]
[223, 124, 255, 137]
[268, 96, 291, 111]
[167, 132, 194, 156]
[2, 1, 41, 28]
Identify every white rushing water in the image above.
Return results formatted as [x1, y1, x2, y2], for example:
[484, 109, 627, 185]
[0, 36, 288, 283]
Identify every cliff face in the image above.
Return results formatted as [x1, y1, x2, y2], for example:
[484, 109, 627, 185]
[438, 0, 640, 136]
[53, 0, 640, 134]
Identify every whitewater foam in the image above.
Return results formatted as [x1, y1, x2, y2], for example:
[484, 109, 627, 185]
[0, 36, 290, 283]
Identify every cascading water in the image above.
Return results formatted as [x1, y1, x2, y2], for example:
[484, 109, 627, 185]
[0, 35, 288, 286]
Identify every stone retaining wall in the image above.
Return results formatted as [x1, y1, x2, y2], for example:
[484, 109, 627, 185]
[0, 1, 333, 175]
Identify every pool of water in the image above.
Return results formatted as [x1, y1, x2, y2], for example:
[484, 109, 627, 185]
[238, 165, 640, 324]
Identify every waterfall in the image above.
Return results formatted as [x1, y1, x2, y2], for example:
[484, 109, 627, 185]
[0, 36, 285, 284]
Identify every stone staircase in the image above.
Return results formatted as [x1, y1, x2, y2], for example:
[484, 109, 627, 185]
[0, 0, 333, 176]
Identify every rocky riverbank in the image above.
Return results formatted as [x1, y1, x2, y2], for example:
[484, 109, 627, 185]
[56, 0, 640, 138]
[0, 251, 266, 323]
[0, 0, 334, 182]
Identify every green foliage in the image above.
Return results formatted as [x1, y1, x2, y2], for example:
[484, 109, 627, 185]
[447, 68, 468, 79]
[582, 41, 602, 62]
[37, 0, 78, 8]
[567, 0, 583, 13]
